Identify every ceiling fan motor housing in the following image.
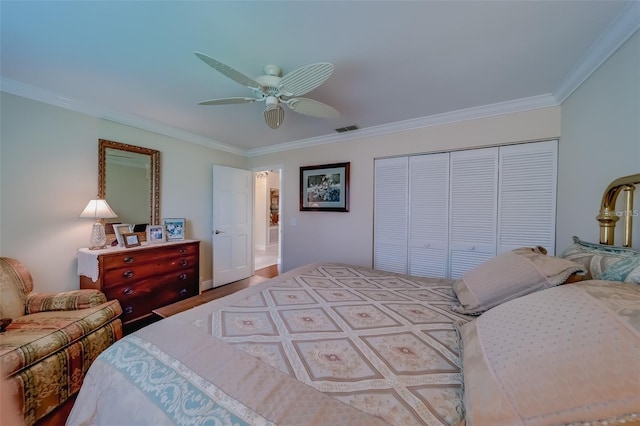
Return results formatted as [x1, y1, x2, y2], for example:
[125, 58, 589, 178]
[255, 75, 282, 97]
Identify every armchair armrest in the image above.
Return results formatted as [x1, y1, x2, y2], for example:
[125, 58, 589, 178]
[25, 289, 107, 314]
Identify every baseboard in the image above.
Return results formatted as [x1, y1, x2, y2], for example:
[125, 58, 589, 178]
[200, 279, 213, 292]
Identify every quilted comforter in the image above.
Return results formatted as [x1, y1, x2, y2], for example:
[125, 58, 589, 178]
[68, 263, 473, 425]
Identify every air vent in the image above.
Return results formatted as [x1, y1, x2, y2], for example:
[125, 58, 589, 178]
[335, 125, 359, 133]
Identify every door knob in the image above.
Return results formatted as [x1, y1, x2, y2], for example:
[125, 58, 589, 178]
[214, 230, 225, 234]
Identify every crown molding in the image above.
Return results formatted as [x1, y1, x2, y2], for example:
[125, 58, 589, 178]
[553, 1, 640, 104]
[246, 94, 559, 157]
[0, 77, 247, 156]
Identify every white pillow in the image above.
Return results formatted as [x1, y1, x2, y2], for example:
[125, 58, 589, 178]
[457, 280, 640, 425]
[451, 247, 584, 315]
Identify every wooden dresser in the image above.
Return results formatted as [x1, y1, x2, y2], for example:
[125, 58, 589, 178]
[78, 240, 200, 333]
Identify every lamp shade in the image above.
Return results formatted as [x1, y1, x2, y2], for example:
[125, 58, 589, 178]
[79, 199, 117, 219]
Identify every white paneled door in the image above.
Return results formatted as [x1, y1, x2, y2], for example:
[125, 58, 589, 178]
[408, 153, 449, 277]
[498, 140, 558, 255]
[212, 165, 253, 287]
[374, 157, 409, 274]
[448, 147, 499, 279]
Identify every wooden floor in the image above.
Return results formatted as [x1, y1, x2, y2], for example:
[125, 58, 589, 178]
[153, 264, 279, 318]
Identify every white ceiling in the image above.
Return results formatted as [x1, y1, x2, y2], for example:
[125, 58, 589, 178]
[1, 1, 637, 155]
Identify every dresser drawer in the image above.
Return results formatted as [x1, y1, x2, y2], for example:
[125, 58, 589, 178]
[103, 267, 197, 301]
[109, 275, 198, 324]
[102, 254, 198, 288]
[101, 243, 197, 271]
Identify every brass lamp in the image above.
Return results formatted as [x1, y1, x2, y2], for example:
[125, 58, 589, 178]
[79, 199, 118, 249]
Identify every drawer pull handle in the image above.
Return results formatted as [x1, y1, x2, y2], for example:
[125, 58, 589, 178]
[179, 288, 188, 296]
[123, 270, 134, 279]
[123, 288, 134, 295]
[124, 306, 134, 315]
[180, 259, 189, 266]
[179, 249, 188, 255]
[179, 273, 188, 280]
[123, 257, 134, 264]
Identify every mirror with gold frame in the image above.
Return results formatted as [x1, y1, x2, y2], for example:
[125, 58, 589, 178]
[98, 139, 160, 226]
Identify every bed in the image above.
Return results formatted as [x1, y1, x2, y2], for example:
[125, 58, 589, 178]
[67, 175, 640, 426]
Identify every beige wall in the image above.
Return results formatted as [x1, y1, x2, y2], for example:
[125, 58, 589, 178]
[558, 30, 640, 250]
[249, 107, 562, 272]
[1, 31, 637, 292]
[0, 93, 247, 292]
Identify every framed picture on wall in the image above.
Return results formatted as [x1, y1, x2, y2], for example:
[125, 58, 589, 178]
[300, 162, 350, 212]
[163, 218, 185, 241]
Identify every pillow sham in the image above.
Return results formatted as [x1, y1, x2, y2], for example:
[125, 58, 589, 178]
[457, 279, 640, 425]
[560, 236, 640, 283]
[451, 247, 584, 315]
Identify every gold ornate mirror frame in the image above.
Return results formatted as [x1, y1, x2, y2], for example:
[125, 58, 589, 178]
[98, 139, 161, 225]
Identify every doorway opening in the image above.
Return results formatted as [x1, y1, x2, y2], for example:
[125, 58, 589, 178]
[254, 168, 281, 271]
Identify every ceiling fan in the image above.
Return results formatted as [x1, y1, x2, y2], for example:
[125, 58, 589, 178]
[195, 52, 340, 129]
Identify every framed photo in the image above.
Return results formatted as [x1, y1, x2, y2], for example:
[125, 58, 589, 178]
[147, 225, 166, 244]
[300, 162, 350, 212]
[132, 223, 148, 233]
[163, 218, 185, 241]
[114, 224, 132, 247]
[123, 233, 141, 248]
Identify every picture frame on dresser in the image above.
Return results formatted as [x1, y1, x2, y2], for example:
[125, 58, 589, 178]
[147, 225, 166, 243]
[163, 218, 185, 241]
[114, 224, 132, 246]
[123, 233, 141, 248]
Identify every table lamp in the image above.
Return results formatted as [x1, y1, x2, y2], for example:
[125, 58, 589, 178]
[79, 199, 118, 249]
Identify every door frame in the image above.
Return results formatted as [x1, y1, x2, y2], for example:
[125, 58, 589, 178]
[251, 164, 284, 270]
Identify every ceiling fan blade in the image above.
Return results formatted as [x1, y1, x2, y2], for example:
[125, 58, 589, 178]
[194, 52, 263, 91]
[198, 97, 257, 105]
[288, 98, 340, 118]
[278, 63, 334, 97]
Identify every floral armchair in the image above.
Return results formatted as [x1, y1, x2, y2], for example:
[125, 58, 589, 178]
[0, 257, 122, 425]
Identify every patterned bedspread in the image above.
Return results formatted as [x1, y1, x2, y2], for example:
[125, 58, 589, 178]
[68, 263, 472, 425]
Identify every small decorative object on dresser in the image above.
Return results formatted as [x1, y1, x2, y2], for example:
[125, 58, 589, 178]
[78, 240, 200, 334]
[123, 233, 141, 248]
[78, 198, 118, 249]
[113, 223, 132, 246]
[163, 217, 186, 241]
[147, 224, 166, 243]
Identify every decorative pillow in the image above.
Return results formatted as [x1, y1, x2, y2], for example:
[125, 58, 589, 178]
[451, 247, 584, 315]
[560, 236, 640, 283]
[457, 280, 640, 425]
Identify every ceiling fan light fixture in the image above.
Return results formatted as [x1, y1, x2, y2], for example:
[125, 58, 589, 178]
[264, 104, 284, 129]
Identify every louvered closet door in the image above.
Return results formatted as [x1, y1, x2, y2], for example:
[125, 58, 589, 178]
[449, 147, 498, 279]
[498, 140, 558, 255]
[408, 154, 449, 277]
[374, 157, 408, 274]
